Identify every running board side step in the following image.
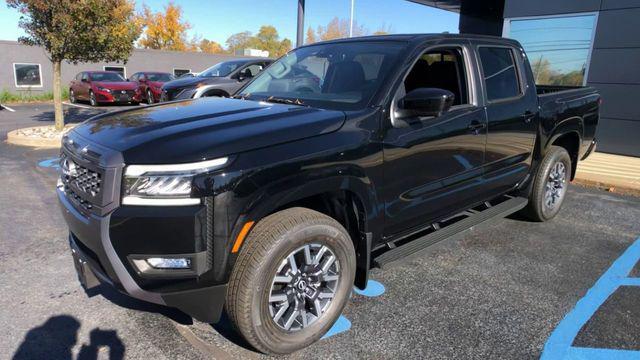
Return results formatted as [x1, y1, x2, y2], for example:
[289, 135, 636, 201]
[373, 196, 528, 268]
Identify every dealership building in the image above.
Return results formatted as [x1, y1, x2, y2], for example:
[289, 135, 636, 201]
[404, 0, 639, 156]
[0, 39, 256, 95]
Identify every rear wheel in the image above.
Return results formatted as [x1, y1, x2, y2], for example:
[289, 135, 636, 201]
[523, 145, 571, 221]
[226, 207, 355, 355]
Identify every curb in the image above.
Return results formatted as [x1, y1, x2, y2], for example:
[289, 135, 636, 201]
[6, 125, 75, 148]
[573, 178, 640, 197]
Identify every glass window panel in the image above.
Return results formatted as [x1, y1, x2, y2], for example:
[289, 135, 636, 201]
[506, 14, 596, 86]
[14, 63, 42, 87]
[479, 47, 520, 101]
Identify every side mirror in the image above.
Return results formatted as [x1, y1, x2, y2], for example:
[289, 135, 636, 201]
[81, 78, 88, 83]
[397, 88, 455, 118]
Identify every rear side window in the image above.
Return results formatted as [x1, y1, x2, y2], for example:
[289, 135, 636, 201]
[478, 47, 521, 101]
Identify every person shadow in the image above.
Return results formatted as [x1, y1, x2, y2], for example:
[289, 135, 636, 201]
[12, 315, 125, 360]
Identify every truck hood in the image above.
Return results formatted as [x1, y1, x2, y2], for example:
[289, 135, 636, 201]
[71, 97, 346, 164]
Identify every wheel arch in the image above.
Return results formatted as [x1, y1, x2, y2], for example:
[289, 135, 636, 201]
[236, 176, 379, 290]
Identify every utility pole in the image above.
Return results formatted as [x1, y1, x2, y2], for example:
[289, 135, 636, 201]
[296, 0, 305, 47]
[349, 0, 355, 37]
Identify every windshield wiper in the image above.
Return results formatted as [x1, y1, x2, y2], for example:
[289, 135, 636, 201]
[264, 96, 307, 106]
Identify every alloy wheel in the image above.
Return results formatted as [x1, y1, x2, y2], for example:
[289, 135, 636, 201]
[147, 89, 154, 104]
[268, 243, 340, 332]
[90, 92, 96, 106]
[544, 161, 567, 211]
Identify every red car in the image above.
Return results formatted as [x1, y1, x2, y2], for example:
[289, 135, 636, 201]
[129, 72, 174, 104]
[69, 71, 140, 106]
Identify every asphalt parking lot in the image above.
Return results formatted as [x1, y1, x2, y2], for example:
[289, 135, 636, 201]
[2, 103, 640, 359]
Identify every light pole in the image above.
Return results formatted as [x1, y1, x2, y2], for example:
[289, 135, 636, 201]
[349, 0, 355, 37]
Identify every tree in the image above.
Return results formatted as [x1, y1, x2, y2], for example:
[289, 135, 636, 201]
[7, 0, 140, 131]
[138, 2, 191, 51]
[316, 17, 367, 41]
[253, 25, 292, 57]
[225, 31, 253, 55]
[305, 26, 317, 44]
[199, 39, 224, 54]
[225, 27, 292, 57]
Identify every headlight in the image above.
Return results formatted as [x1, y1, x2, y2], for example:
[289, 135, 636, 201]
[96, 86, 111, 93]
[122, 157, 228, 206]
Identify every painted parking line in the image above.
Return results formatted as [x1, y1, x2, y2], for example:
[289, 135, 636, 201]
[1, 104, 16, 112]
[62, 101, 93, 109]
[323, 280, 386, 340]
[38, 157, 60, 169]
[541, 236, 640, 360]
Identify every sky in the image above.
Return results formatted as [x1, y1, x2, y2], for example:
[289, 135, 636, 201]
[0, 0, 459, 46]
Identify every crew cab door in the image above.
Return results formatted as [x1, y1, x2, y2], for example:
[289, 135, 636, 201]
[475, 42, 537, 196]
[381, 43, 488, 237]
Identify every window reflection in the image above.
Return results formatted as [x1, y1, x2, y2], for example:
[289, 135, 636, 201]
[506, 14, 597, 86]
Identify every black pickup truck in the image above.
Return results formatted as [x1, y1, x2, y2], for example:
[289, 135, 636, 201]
[58, 34, 599, 354]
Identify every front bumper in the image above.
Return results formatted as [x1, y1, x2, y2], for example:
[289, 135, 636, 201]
[95, 90, 140, 103]
[59, 188, 227, 323]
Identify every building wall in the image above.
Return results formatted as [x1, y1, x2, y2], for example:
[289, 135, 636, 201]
[504, 0, 640, 156]
[0, 41, 255, 94]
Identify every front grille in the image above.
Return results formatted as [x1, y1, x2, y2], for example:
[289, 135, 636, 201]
[61, 153, 102, 197]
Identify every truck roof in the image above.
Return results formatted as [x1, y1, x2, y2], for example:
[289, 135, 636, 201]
[301, 33, 522, 48]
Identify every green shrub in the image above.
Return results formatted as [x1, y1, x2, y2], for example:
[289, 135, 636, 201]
[0, 88, 69, 103]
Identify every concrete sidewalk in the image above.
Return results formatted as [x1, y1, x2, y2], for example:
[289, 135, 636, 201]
[575, 152, 640, 193]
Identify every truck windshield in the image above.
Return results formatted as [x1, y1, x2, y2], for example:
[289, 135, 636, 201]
[238, 41, 405, 110]
[199, 61, 245, 77]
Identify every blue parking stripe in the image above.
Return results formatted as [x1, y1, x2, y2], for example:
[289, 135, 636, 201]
[567, 347, 640, 360]
[353, 280, 385, 297]
[323, 280, 386, 340]
[541, 237, 640, 360]
[322, 315, 351, 339]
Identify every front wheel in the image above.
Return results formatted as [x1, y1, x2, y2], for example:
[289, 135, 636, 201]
[89, 91, 97, 106]
[69, 89, 76, 103]
[226, 207, 356, 355]
[147, 89, 154, 104]
[523, 145, 571, 221]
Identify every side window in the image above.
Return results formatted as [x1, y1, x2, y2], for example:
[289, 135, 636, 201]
[244, 64, 263, 77]
[81, 73, 88, 81]
[130, 73, 138, 81]
[402, 47, 469, 105]
[478, 47, 521, 102]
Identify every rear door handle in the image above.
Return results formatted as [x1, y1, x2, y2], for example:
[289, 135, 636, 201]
[468, 121, 487, 135]
[522, 111, 535, 123]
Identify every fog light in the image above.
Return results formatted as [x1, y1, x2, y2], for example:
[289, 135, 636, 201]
[146, 257, 190, 269]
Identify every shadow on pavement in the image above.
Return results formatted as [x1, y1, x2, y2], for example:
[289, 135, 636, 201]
[12, 315, 125, 360]
[86, 284, 193, 325]
[31, 107, 105, 124]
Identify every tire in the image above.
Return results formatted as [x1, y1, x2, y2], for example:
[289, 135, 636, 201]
[147, 89, 154, 104]
[69, 89, 76, 103]
[89, 91, 97, 106]
[522, 145, 571, 222]
[226, 207, 356, 355]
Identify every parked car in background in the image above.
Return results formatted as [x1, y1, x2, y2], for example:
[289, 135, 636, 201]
[129, 72, 175, 104]
[160, 59, 272, 101]
[69, 71, 139, 106]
